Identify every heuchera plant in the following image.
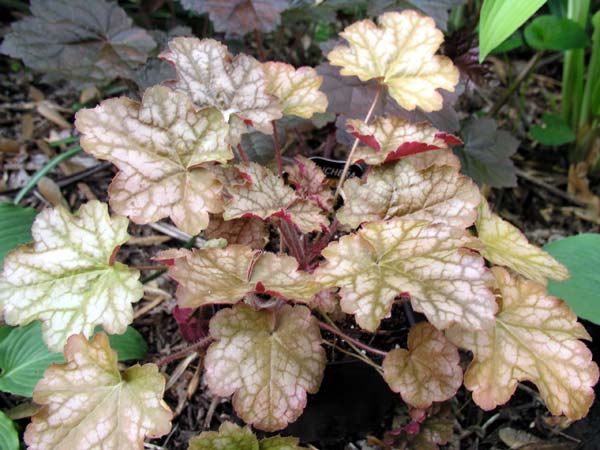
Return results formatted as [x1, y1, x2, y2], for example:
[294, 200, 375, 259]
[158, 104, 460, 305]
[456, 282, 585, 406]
[0, 10, 597, 450]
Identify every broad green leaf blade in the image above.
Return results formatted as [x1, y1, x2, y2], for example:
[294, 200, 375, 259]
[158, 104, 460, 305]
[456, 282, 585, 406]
[524, 15, 590, 50]
[0, 203, 37, 263]
[479, 0, 547, 62]
[25, 333, 172, 449]
[543, 234, 600, 324]
[103, 326, 148, 361]
[0, 410, 18, 450]
[205, 304, 326, 431]
[189, 421, 259, 450]
[0, 201, 144, 352]
[530, 113, 576, 146]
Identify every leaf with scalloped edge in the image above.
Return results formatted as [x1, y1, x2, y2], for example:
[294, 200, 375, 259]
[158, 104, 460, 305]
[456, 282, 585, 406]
[474, 197, 569, 284]
[204, 214, 268, 249]
[205, 303, 326, 431]
[76, 86, 230, 236]
[338, 158, 479, 229]
[286, 156, 333, 211]
[382, 322, 462, 408]
[327, 11, 459, 112]
[160, 37, 281, 139]
[446, 267, 599, 420]
[223, 162, 328, 233]
[24, 332, 172, 449]
[170, 244, 320, 307]
[348, 116, 462, 165]
[404, 148, 461, 171]
[0, 201, 143, 352]
[263, 62, 328, 119]
[315, 218, 495, 332]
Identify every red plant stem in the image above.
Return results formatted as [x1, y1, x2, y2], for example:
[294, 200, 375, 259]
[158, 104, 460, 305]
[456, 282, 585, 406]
[278, 220, 306, 266]
[318, 321, 388, 357]
[236, 143, 250, 166]
[272, 121, 283, 177]
[156, 336, 214, 367]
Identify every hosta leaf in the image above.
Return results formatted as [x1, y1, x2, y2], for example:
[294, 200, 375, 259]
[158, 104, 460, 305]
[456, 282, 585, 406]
[327, 11, 459, 112]
[0, 410, 18, 450]
[474, 198, 569, 284]
[205, 304, 326, 431]
[25, 333, 172, 449]
[263, 62, 328, 119]
[337, 159, 480, 229]
[0, 201, 143, 352]
[223, 162, 328, 233]
[348, 116, 462, 165]
[161, 37, 282, 138]
[204, 215, 268, 249]
[286, 156, 333, 211]
[76, 86, 230, 235]
[170, 245, 320, 307]
[447, 267, 599, 420]
[382, 322, 462, 408]
[315, 219, 495, 332]
[0, 0, 156, 86]
[0, 203, 37, 263]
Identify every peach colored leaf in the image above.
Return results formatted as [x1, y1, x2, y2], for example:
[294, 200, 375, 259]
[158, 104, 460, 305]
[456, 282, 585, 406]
[205, 304, 326, 431]
[160, 37, 281, 137]
[0, 201, 143, 352]
[382, 322, 462, 408]
[204, 214, 268, 249]
[327, 11, 459, 112]
[404, 148, 461, 171]
[25, 332, 172, 449]
[348, 116, 462, 165]
[446, 267, 599, 420]
[315, 219, 495, 332]
[263, 62, 328, 119]
[337, 159, 480, 229]
[169, 245, 320, 307]
[286, 156, 333, 211]
[223, 162, 328, 233]
[76, 85, 230, 236]
[474, 197, 569, 284]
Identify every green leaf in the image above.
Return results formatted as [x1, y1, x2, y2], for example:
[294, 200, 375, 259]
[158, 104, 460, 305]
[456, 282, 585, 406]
[479, 0, 547, 62]
[544, 234, 600, 324]
[530, 113, 576, 146]
[0, 203, 37, 263]
[100, 325, 148, 361]
[524, 15, 590, 50]
[491, 31, 524, 54]
[0, 410, 18, 450]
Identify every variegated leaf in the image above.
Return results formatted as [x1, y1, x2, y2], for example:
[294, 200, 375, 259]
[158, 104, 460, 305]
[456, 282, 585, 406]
[382, 322, 462, 408]
[76, 86, 230, 235]
[205, 304, 326, 431]
[285, 156, 333, 211]
[447, 267, 599, 420]
[0, 201, 142, 352]
[204, 214, 268, 249]
[315, 219, 495, 332]
[25, 333, 172, 449]
[338, 159, 480, 229]
[327, 11, 459, 112]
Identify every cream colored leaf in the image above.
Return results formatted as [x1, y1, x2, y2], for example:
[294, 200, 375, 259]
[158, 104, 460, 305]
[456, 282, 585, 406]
[446, 267, 599, 420]
[474, 197, 569, 284]
[223, 162, 328, 233]
[0, 201, 143, 352]
[263, 62, 328, 119]
[327, 11, 459, 112]
[382, 322, 462, 408]
[204, 214, 268, 249]
[169, 245, 320, 307]
[348, 116, 462, 165]
[286, 156, 333, 211]
[404, 148, 461, 171]
[188, 421, 258, 450]
[25, 333, 172, 449]
[315, 219, 495, 332]
[338, 159, 480, 229]
[76, 85, 230, 235]
[161, 37, 282, 136]
[205, 304, 326, 431]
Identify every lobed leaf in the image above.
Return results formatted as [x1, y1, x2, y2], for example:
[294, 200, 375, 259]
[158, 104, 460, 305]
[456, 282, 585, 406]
[327, 11, 459, 112]
[76, 86, 230, 235]
[204, 215, 268, 249]
[25, 333, 172, 449]
[367, 0, 467, 31]
[263, 62, 328, 119]
[161, 37, 282, 139]
[0, 201, 143, 352]
[205, 304, 326, 431]
[337, 159, 480, 229]
[383, 322, 462, 408]
[474, 197, 569, 284]
[285, 156, 333, 211]
[348, 116, 461, 165]
[315, 218, 496, 332]
[447, 267, 599, 420]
